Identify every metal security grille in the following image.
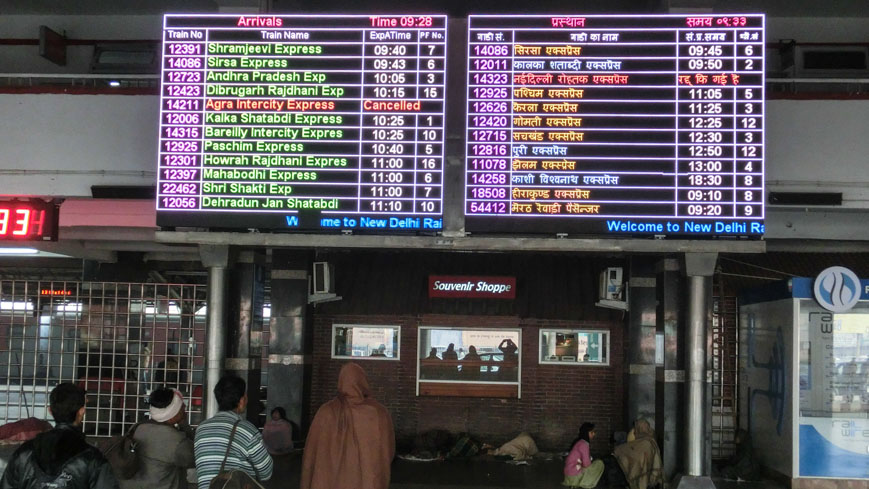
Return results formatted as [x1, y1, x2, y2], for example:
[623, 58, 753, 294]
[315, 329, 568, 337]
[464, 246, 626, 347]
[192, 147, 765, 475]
[0, 281, 206, 436]
[711, 295, 739, 460]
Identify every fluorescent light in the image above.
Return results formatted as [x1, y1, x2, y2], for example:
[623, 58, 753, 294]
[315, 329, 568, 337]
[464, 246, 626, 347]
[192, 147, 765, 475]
[108, 80, 121, 87]
[0, 248, 39, 255]
[1, 301, 34, 311]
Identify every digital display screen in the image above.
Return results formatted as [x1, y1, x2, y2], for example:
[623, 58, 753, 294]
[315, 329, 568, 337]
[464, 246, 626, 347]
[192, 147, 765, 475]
[0, 199, 59, 241]
[465, 14, 765, 237]
[157, 15, 447, 232]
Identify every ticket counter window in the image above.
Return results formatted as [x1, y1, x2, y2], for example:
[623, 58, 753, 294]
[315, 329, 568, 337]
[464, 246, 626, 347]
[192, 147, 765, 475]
[331, 324, 400, 360]
[417, 327, 521, 398]
[539, 330, 609, 366]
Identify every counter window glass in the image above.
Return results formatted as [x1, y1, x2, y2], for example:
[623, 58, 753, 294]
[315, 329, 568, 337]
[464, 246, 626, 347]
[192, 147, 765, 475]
[539, 329, 609, 366]
[418, 327, 521, 383]
[799, 304, 869, 416]
[331, 324, 400, 360]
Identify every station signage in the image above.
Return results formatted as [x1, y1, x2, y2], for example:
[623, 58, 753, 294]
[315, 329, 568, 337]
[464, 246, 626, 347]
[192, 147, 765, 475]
[464, 14, 766, 237]
[156, 14, 448, 233]
[428, 275, 516, 299]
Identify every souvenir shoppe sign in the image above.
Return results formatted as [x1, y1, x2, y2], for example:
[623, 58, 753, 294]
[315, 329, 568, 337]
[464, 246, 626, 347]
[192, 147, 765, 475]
[428, 275, 516, 299]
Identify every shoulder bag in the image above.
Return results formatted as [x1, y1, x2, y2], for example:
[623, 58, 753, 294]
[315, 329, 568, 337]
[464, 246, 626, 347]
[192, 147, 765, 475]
[208, 420, 265, 489]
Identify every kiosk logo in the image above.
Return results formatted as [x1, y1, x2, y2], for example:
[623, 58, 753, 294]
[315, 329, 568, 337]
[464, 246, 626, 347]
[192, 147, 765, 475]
[813, 266, 860, 313]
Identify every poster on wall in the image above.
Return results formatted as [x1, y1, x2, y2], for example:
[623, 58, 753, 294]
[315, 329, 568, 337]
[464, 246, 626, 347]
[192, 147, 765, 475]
[740, 299, 793, 477]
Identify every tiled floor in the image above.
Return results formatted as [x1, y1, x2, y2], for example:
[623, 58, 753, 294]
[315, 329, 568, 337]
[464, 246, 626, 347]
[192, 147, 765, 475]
[265, 452, 788, 489]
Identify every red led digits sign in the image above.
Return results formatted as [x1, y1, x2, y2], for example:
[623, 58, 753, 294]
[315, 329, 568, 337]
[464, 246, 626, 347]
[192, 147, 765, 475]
[0, 200, 59, 241]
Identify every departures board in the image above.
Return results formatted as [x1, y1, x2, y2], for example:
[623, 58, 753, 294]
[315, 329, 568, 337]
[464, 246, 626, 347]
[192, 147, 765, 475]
[157, 15, 447, 232]
[156, 13, 765, 239]
[465, 14, 765, 237]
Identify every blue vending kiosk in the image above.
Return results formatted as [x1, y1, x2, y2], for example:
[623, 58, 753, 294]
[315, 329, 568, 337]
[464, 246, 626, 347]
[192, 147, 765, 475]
[741, 267, 869, 484]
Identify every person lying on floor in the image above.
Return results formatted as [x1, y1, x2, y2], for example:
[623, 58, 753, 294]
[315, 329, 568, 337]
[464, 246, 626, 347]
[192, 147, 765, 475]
[491, 432, 539, 461]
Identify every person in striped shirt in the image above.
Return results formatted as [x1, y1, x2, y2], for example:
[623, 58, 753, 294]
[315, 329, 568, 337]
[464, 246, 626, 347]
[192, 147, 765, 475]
[193, 376, 273, 489]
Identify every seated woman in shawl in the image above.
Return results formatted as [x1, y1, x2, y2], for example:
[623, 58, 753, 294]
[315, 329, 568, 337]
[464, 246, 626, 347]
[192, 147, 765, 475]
[263, 406, 293, 455]
[715, 429, 759, 481]
[563, 422, 605, 488]
[613, 418, 663, 489]
[301, 363, 395, 489]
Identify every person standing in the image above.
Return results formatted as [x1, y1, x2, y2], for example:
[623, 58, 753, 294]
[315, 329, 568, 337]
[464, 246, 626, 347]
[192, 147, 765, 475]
[301, 363, 394, 489]
[563, 422, 604, 488]
[461, 345, 482, 380]
[0, 383, 118, 489]
[121, 388, 194, 489]
[193, 376, 273, 489]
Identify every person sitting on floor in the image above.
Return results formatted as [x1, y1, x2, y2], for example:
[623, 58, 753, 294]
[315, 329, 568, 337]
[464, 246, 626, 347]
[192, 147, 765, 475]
[714, 428, 759, 481]
[612, 418, 662, 489]
[563, 422, 604, 488]
[262, 407, 293, 456]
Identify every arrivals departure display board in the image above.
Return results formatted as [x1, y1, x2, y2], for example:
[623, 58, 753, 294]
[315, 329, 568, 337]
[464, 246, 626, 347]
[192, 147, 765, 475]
[465, 14, 765, 237]
[157, 15, 447, 232]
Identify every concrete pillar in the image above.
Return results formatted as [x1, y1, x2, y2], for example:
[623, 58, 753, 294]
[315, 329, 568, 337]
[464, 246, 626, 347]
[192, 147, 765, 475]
[225, 250, 265, 424]
[627, 257, 658, 426]
[200, 245, 229, 419]
[655, 258, 684, 481]
[267, 250, 312, 434]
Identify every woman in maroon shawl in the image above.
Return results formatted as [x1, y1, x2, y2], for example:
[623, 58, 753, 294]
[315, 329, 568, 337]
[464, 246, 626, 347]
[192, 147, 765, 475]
[301, 362, 395, 489]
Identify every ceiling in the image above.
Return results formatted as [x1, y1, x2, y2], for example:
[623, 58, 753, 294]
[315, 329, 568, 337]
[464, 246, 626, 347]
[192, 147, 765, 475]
[1, 0, 866, 17]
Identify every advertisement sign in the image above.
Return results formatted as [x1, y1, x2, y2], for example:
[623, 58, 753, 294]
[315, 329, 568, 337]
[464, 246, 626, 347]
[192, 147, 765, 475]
[798, 289, 869, 479]
[428, 275, 516, 299]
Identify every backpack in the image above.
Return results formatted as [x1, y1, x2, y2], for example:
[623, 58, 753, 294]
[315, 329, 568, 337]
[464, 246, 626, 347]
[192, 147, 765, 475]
[208, 421, 265, 489]
[98, 422, 147, 480]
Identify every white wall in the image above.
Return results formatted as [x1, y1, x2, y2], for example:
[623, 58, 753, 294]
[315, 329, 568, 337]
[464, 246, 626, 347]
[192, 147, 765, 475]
[0, 15, 165, 74]
[767, 100, 869, 209]
[767, 17, 869, 43]
[0, 94, 158, 196]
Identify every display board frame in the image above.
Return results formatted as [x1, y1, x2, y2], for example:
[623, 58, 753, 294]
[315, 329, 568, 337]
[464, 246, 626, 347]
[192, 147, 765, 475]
[464, 14, 766, 239]
[156, 14, 448, 234]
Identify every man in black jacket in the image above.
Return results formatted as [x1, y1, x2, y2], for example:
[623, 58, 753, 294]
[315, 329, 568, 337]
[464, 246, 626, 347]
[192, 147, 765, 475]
[0, 383, 118, 489]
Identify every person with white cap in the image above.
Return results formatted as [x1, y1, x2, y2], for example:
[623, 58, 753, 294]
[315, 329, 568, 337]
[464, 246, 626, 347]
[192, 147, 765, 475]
[120, 387, 194, 489]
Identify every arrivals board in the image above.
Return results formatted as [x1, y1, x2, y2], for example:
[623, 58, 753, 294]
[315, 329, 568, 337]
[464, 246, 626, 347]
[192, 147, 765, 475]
[157, 15, 447, 232]
[465, 14, 765, 237]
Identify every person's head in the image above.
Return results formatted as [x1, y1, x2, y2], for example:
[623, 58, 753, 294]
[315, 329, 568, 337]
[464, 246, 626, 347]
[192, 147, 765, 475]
[271, 407, 287, 421]
[337, 362, 371, 400]
[150, 387, 186, 424]
[578, 422, 596, 443]
[429, 348, 438, 357]
[447, 343, 455, 351]
[634, 418, 654, 438]
[468, 345, 477, 354]
[215, 375, 247, 413]
[734, 428, 750, 445]
[49, 383, 87, 425]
